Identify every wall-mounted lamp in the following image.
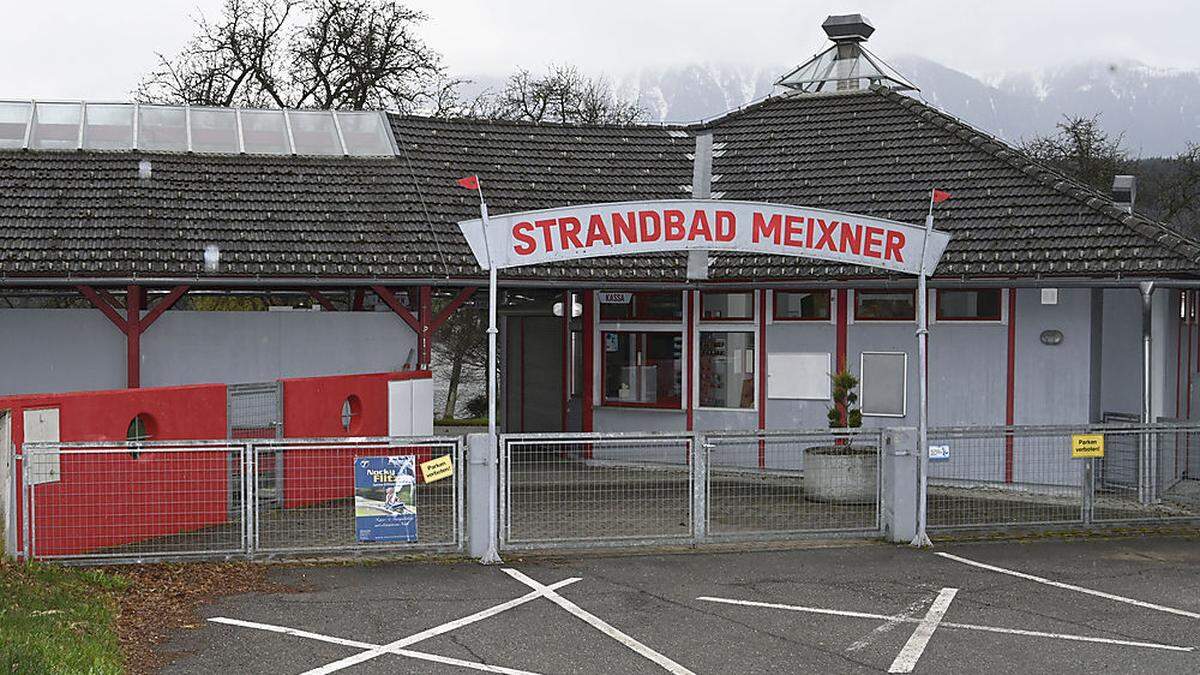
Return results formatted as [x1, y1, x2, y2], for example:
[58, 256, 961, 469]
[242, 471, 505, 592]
[1040, 329, 1064, 346]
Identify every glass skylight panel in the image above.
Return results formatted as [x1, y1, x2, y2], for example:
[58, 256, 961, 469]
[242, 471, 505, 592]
[82, 103, 134, 150]
[137, 105, 187, 151]
[0, 101, 31, 149]
[288, 110, 342, 155]
[240, 109, 291, 154]
[336, 111, 393, 156]
[189, 108, 239, 153]
[29, 102, 82, 150]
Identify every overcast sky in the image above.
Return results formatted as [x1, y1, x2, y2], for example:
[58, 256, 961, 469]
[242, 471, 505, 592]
[4, 0, 1197, 100]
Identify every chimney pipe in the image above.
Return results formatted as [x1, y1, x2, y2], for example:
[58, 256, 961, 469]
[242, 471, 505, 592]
[822, 14, 875, 91]
[1112, 175, 1137, 213]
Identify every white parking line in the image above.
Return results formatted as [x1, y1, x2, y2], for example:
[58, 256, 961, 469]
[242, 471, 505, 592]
[887, 588, 958, 673]
[209, 617, 543, 675]
[696, 596, 1195, 652]
[847, 596, 931, 653]
[300, 576, 580, 674]
[934, 552, 1200, 620]
[503, 568, 696, 675]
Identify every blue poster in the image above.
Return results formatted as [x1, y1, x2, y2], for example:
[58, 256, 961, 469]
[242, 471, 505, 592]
[354, 455, 418, 543]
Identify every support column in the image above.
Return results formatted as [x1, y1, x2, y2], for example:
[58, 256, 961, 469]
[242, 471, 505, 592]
[419, 286, 433, 370]
[1139, 282, 1155, 504]
[581, 290, 595, 434]
[126, 286, 142, 388]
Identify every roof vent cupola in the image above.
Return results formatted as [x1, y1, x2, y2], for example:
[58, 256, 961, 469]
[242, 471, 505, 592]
[777, 13, 917, 94]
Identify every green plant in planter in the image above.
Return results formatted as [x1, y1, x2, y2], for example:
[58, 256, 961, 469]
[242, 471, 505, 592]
[827, 370, 863, 429]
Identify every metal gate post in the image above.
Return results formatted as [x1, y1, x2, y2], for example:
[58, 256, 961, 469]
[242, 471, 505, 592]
[1082, 457, 1094, 526]
[21, 451, 31, 560]
[691, 432, 708, 544]
[243, 443, 255, 556]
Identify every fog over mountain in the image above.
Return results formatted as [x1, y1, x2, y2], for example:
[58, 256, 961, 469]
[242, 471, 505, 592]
[599, 57, 1200, 157]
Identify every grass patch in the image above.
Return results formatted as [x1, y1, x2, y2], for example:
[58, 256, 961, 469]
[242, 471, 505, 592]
[434, 417, 488, 426]
[0, 560, 128, 674]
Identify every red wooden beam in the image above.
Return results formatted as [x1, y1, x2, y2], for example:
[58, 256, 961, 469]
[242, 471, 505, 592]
[126, 285, 142, 388]
[307, 290, 338, 312]
[76, 285, 129, 334]
[140, 285, 190, 332]
[371, 286, 420, 331]
[428, 287, 478, 333]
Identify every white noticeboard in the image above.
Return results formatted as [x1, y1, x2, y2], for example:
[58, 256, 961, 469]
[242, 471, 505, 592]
[24, 407, 61, 485]
[388, 378, 434, 437]
[767, 352, 831, 400]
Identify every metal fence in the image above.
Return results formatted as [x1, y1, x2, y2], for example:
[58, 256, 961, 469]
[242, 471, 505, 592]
[498, 428, 883, 550]
[17, 436, 463, 563]
[926, 424, 1200, 531]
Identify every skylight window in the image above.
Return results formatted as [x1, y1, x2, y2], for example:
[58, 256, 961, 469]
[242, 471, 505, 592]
[29, 102, 82, 150]
[0, 100, 397, 157]
[0, 101, 31, 149]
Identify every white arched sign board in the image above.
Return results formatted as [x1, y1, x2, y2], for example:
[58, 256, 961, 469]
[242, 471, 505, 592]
[456, 199, 950, 275]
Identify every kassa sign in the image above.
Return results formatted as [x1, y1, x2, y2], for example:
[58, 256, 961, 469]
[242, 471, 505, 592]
[457, 199, 951, 276]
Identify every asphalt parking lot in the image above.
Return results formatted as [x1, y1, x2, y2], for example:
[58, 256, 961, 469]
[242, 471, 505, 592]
[163, 535, 1200, 674]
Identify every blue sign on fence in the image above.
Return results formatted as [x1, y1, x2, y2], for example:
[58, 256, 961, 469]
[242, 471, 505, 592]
[354, 455, 418, 543]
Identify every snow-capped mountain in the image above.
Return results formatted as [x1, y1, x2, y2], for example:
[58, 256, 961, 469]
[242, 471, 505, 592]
[607, 58, 1200, 157]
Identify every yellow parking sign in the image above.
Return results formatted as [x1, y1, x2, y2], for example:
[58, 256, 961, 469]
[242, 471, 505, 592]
[1071, 434, 1104, 459]
[420, 455, 454, 483]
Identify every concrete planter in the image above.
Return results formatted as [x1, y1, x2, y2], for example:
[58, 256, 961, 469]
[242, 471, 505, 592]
[805, 445, 879, 503]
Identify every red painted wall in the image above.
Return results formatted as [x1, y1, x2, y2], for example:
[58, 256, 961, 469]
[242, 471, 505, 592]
[279, 370, 432, 508]
[2, 384, 228, 556]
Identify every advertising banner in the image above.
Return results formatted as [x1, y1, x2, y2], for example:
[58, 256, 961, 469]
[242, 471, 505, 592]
[354, 455, 418, 543]
[457, 199, 951, 276]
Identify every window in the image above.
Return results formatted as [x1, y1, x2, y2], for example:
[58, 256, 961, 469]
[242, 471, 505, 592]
[854, 290, 916, 321]
[699, 331, 755, 408]
[700, 291, 755, 321]
[240, 109, 291, 154]
[602, 331, 683, 407]
[289, 110, 342, 155]
[82, 104, 134, 150]
[340, 395, 362, 433]
[190, 108, 239, 153]
[599, 292, 682, 321]
[860, 352, 907, 417]
[29, 102, 81, 150]
[138, 105, 188, 151]
[773, 290, 832, 321]
[937, 289, 1003, 321]
[0, 101, 31, 149]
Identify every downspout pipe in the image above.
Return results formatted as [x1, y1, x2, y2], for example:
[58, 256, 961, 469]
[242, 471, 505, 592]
[1139, 281, 1155, 504]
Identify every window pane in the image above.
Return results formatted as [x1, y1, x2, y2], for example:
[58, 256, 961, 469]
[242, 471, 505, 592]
[83, 104, 134, 150]
[599, 291, 682, 321]
[138, 105, 187, 151]
[336, 111, 393, 156]
[239, 109, 290, 154]
[938, 289, 1002, 320]
[602, 331, 683, 407]
[699, 331, 755, 408]
[855, 290, 915, 320]
[861, 352, 906, 416]
[289, 110, 342, 155]
[774, 290, 831, 320]
[190, 108, 239, 153]
[29, 102, 81, 150]
[0, 101, 31, 149]
[701, 292, 754, 320]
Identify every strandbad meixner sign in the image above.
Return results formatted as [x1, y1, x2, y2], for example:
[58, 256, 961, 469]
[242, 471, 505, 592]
[457, 199, 951, 275]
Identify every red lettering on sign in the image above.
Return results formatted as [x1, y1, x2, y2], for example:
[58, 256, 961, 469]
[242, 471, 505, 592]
[863, 226, 884, 258]
[513, 221, 537, 255]
[813, 219, 838, 252]
[586, 214, 612, 247]
[638, 210, 662, 241]
[689, 210, 713, 241]
[840, 223, 863, 256]
[613, 211, 637, 244]
[534, 218, 557, 252]
[560, 216, 583, 250]
[752, 212, 782, 244]
[715, 211, 735, 241]
[784, 215, 805, 247]
[885, 231, 905, 262]
[664, 209, 686, 241]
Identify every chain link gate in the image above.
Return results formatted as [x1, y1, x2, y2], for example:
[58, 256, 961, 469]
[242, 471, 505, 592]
[227, 382, 284, 511]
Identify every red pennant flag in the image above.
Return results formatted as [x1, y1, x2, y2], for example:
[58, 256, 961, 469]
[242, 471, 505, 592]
[456, 175, 479, 190]
[932, 189, 952, 204]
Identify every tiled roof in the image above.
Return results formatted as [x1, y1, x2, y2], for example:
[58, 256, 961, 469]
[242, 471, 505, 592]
[1, 87, 1198, 283]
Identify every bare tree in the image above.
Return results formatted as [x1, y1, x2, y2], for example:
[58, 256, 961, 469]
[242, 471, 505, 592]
[1157, 143, 1200, 224]
[1020, 114, 1129, 193]
[136, 0, 451, 112]
[433, 302, 486, 420]
[468, 65, 645, 124]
